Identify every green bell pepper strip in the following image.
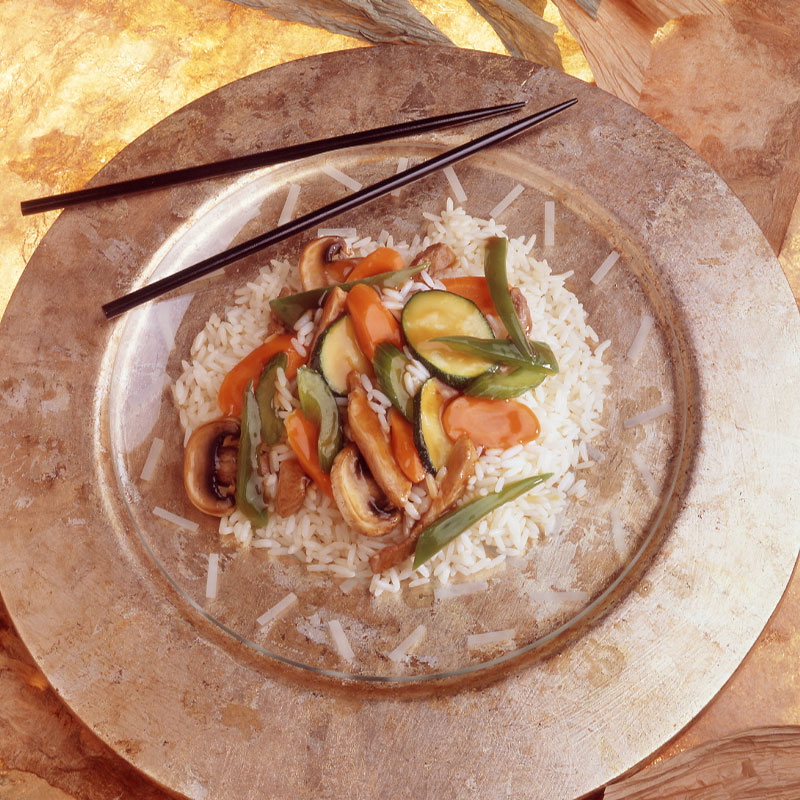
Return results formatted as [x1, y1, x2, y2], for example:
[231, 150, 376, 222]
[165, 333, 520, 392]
[432, 336, 559, 374]
[373, 342, 414, 421]
[296, 366, 342, 473]
[270, 262, 428, 327]
[465, 365, 551, 399]
[235, 381, 269, 527]
[255, 351, 287, 446]
[484, 237, 534, 360]
[413, 473, 553, 569]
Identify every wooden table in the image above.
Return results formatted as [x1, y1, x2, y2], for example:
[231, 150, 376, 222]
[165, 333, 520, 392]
[1, 1, 798, 797]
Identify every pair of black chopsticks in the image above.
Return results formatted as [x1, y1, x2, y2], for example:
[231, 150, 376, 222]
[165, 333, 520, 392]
[21, 98, 577, 319]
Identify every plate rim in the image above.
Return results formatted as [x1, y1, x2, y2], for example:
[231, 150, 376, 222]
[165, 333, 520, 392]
[1, 44, 799, 800]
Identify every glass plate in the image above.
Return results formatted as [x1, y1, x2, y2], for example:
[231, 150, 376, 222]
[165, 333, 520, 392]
[109, 141, 685, 680]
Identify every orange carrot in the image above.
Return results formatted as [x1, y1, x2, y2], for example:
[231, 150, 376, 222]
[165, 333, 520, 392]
[345, 283, 404, 361]
[325, 257, 360, 283]
[389, 409, 426, 483]
[285, 409, 334, 500]
[442, 396, 540, 449]
[441, 276, 497, 318]
[346, 247, 405, 281]
[218, 334, 305, 416]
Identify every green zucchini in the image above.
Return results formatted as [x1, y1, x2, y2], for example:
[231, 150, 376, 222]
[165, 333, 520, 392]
[309, 314, 370, 396]
[235, 381, 269, 527]
[413, 377, 456, 474]
[401, 290, 496, 388]
[255, 352, 287, 446]
[296, 366, 342, 472]
[373, 342, 414, 421]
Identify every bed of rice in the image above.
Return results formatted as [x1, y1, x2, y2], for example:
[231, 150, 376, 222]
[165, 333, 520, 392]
[172, 202, 611, 596]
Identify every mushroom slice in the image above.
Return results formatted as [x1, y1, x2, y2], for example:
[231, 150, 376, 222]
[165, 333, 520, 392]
[299, 236, 348, 291]
[307, 285, 347, 356]
[275, 457, 309, 517]
[509, 286, 533, 335]
[183, 418, 241, 517]
[331, 445, 401, 537]
[410, 243, 458, 276]
[369, 435, 477, 574]
[347, 384, 412, 508]
[415, 435, 477, 529]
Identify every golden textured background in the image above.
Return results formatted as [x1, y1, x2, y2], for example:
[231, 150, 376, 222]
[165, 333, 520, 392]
[0, 0, 592, 317]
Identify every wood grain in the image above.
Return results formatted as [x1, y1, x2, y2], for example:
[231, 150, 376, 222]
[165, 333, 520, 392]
[605, 727, 800, 800]
[224, 0, 451, 44]
[463, 0, 563, 68]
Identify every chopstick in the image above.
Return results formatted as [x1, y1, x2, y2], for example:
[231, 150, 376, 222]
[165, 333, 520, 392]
[20, 101, 526, 216]
[102, 97, 577, 320]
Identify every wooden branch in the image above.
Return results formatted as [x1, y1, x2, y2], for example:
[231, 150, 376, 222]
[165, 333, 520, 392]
[464, 0, 563, 69]
[552, 0, 725, 105]
[225, 0, 451, 45]
[605, 727, 800, 800]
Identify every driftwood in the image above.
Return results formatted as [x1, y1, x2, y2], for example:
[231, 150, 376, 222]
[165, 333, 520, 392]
[226, 0, 451, 45]
[224, 0, 564, 69]
[552, 0, 726, 105]
[464, 0, 562, 69]
[604, 727, 800, 799]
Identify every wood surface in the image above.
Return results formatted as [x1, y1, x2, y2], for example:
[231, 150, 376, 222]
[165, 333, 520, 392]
[605, 727, 800, 799]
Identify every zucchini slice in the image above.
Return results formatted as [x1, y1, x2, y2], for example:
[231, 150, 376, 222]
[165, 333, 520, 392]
[373, 342, 414, 421]
[401, 290, 495, 388]
[310, 315, 370, 395]
[413, 377, 457, 474]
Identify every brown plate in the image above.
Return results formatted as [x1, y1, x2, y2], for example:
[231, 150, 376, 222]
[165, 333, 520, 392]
[1, 45, 798, 799]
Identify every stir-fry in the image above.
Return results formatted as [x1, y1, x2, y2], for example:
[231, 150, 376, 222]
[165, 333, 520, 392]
[183, 234, 557, 572]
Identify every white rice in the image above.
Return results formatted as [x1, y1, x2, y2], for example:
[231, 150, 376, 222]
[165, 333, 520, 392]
[172, 204, 611, 595]
[205, 553, 219, 599]
[388, 624, 427, 663]
[140, 437, 164, 481]
[467, 628, 516, 649]
[328, 619, 355, 661]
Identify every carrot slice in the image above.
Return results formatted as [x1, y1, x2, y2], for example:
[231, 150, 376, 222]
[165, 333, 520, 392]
[441, 276, 497, 319]
[218, 334, 305, 416]
[442, 396, 540, 449]
[345, 283, 404, 362]
[389, 409, 426, 483]
[346, 247, 405, 281]
[285, 409, 334, 500]
[326, 257, 359, 283]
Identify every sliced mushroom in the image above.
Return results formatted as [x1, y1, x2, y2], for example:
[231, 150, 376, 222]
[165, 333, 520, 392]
[369, 435, 477, 574]
[307, 285, 347, 355]
[275, 457, 309, 517]
[183, 418, 241, 517]
[347, 384, 412, 508]
[410, 243, 458, 276]
[510, 286, 533, 335]
[331, 445, 401, 536]
[484, 288, 533, 339]
[415, 435, 477, 530]
[299, 236, 348, 291]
